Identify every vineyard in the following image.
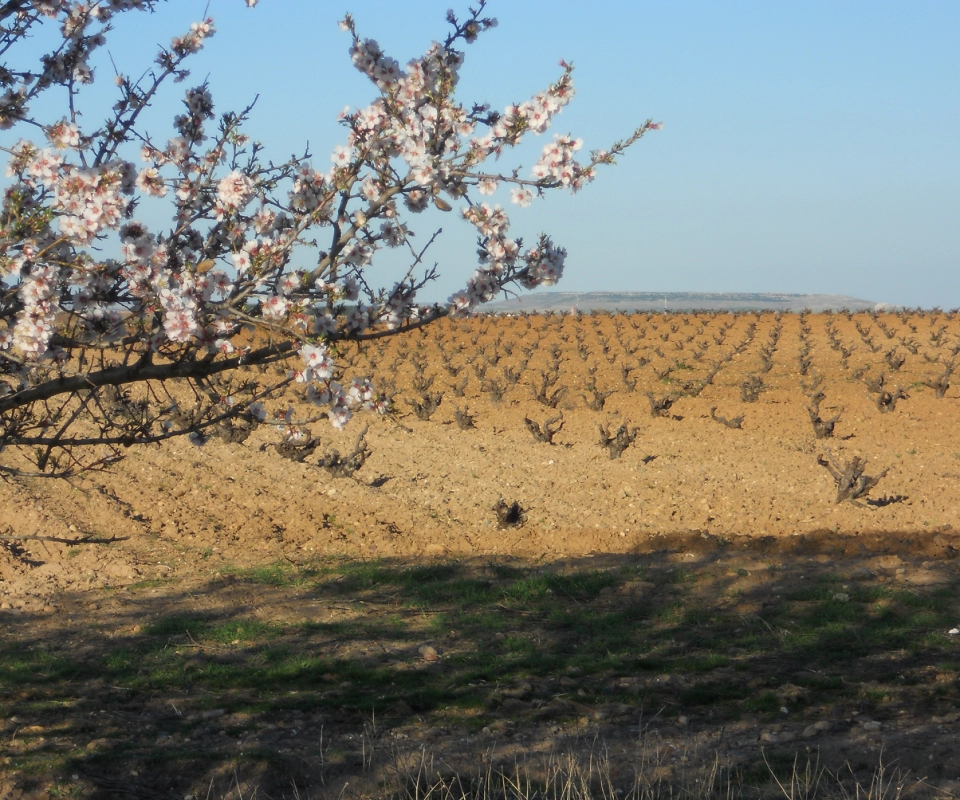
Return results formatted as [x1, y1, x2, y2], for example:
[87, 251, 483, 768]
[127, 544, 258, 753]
[3, 309, 960, 592]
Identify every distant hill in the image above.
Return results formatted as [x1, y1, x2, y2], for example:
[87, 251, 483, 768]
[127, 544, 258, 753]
[484, 291, 879, 314]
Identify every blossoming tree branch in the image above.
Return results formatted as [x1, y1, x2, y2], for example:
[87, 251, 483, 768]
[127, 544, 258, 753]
[0, 0, 659, 477]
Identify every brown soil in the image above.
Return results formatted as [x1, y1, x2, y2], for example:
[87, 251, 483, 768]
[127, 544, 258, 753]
[2, 310, 960, 797]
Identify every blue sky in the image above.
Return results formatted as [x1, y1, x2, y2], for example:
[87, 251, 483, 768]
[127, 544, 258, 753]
[14, 1, 960, 307]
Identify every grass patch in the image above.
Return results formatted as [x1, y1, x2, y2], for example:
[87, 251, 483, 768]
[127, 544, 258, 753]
[2, 554, 959, 793]
[62, 560, 958, 715]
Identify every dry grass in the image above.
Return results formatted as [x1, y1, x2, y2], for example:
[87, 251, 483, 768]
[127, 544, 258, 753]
[272, 741, 932, 800]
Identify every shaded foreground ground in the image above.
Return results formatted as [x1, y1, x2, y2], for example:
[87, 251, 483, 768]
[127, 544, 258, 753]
[2, 310, 960, 796]
[1, 530, 959, 798]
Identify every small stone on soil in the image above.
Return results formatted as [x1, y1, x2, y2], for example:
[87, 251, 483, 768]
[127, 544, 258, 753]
[418, 645, 439, 662]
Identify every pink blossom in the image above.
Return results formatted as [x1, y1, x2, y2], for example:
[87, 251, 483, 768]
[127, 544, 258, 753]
[46, 118, 81, 150]
[510, 187, 533, 207]
[217, 169, 253, 209]
[300, 343, 335, 380]
[26, 149, 63, 187]
[262, 295, 290, 320]
[331, 144, 354, 167]
[404, 189, 429, 212]
[136, 166, 167, 197]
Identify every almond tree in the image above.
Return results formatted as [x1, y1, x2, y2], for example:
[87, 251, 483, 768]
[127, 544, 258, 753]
[0, 1, 659, 477]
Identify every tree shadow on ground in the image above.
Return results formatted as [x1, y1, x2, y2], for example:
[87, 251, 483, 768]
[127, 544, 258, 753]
[1, 528, 959, 798]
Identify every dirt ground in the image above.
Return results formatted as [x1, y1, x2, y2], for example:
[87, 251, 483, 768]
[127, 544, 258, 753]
[2, 310, 960, 797]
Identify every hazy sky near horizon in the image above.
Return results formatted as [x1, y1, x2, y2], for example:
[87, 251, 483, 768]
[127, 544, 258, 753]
[16, 1, 960, 307]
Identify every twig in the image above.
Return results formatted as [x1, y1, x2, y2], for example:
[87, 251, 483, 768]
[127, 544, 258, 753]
[0, 532, 129, 545]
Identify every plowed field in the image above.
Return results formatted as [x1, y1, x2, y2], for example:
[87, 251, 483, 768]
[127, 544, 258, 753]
[5, 310, 960, 585]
